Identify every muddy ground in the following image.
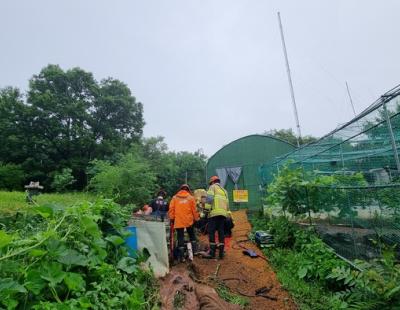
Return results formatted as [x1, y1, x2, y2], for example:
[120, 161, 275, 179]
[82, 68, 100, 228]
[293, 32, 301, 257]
[159, 210, 297, 310]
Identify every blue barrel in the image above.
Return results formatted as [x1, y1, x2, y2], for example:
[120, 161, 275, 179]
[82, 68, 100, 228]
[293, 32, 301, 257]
[125, 226, 138, 256]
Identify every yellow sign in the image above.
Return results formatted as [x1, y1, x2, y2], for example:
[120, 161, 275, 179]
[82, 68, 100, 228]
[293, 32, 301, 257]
[233, 190, 248, 203]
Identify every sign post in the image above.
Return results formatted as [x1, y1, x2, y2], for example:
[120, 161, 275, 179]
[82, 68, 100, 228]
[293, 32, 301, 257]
[233, 190, 249, 203]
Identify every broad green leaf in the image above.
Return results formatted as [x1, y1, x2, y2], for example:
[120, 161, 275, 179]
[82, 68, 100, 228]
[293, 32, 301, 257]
[0, 278, 27, 294]
[40, 263, 66, 287]
[117, 257, 138, 274]
[57, 249, 88, 267]
[80, 216, 100, 237]
[297, 267, 308, 279]
[78, 297, 92, 308]
[46, 238, 67, 257]
[87, 248, 107, 266]
[128, 286, 145, 308]
[32, 205, 54, 218]
[29, 249, 47, 257]
[105, 235, 125, 246]
[92, 237, 107, 249]
[3, 298, 18, 309]
[64, 272, 85, 292]
[0, 230, 13, 248]
[25, 270, 46, 295]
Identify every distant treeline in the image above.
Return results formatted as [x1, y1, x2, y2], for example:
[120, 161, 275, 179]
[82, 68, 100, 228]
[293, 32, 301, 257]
[0, 65, 206, 204]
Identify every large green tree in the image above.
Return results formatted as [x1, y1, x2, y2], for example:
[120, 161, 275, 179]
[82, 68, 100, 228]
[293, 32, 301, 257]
[0, 87, 30, 165]
[0, 65, 145, 190]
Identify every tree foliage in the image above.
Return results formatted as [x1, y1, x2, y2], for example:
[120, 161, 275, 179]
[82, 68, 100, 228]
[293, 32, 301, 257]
[88, 154, 157, 206]
[0, 163, 25, 191]
[0, 65, 145, 190]
[266, 164, 369, 217]
[51, 168, 76, 192]
[137, 137, 207, 196]
[265, 128, 318, 146]
[87, 139, 207, 205]
[0, 65, 207, 196]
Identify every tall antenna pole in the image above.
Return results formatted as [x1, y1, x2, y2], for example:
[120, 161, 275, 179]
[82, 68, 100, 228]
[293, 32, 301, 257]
[277, 11, 302, 147]
[345, 81, 357, 117]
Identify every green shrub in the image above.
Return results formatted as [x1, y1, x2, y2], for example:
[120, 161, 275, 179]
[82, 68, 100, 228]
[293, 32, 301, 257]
[269, 249, 347, 310]
[328, 248, 400, 309]
[268, 216, 297, 248]
[0, 199, 159, 309]
[253, 214, 400, 309]
[51, 168, 76, 192]
[0, 163, 24, 191]
[295, 232, 346, 289]
[88, 154, 157, 205]
[266, 164, 369, 218]
[266, 165, 307, 215]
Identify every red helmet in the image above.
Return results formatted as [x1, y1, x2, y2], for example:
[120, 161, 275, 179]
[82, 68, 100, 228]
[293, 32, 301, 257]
[209, 175, 220, 185]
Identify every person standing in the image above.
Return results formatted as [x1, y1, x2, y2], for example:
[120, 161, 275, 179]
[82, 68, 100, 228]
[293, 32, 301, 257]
[151, 190, 168, 222]
[168, 184, 199, 262]
[204, 176, 229, 259]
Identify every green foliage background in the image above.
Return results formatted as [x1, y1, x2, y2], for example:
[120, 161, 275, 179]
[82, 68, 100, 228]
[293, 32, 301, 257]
[260, 163, 400, 309]
[0, 66, 207, 201]
[0, 199, 159, 309]
[251, 216, 400, 309]
[0, 163, 25, 191]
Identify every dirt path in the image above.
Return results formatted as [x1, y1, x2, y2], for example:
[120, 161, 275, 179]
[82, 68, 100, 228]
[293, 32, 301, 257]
[159, 210, 297, 310]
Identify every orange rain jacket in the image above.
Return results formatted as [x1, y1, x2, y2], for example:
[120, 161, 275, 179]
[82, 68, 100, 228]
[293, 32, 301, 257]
[168, 190, 199, 229]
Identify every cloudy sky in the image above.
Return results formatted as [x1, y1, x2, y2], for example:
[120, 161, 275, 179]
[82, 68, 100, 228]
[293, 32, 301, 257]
[1, 0, 399, 156]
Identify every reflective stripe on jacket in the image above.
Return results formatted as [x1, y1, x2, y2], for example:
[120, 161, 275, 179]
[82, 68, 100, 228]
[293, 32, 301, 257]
[168, 190, 199, 229]
[205, 183, 229, 218]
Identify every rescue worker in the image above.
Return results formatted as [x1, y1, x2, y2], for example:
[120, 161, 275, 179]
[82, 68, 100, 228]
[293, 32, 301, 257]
[150, 190, 168, 221]
[168, 184, 199, 262]
[204, 176, 230, 259]
[195, 194, 209, 235]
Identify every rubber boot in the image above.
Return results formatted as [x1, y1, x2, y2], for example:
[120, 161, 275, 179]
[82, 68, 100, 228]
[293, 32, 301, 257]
[203, 243, 216, 259]
[218, 243, 225, 259]
[178, 247, 186, 263]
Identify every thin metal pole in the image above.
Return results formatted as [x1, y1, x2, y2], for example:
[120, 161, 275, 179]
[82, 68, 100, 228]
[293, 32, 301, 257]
[346, 81, 357, 117]
[339, 144, 345, 173]
[382, 99, 400, 172]
[277, 12, 302, 147]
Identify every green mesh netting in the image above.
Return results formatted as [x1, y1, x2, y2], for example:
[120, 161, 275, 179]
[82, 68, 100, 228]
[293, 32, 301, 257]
[259, 84, 400, 260]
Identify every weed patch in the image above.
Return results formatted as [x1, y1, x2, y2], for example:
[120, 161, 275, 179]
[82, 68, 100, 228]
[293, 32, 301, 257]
[216, 283, 250, 308]
[0, 199, 159, 309]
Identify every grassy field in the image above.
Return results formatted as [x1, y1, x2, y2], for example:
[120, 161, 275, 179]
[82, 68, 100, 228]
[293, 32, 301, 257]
[0, 191, 95, 214]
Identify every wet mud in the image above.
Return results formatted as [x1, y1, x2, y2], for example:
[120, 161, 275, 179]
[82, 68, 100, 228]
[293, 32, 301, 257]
[159, 210, 297, 310]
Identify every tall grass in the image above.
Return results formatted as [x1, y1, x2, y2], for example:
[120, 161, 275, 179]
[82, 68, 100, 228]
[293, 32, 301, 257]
[0, 191, 95, 214]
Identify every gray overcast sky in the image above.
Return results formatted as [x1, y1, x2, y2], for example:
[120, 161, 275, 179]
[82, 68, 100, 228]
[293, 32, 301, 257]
[1, 0, 399, 156]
